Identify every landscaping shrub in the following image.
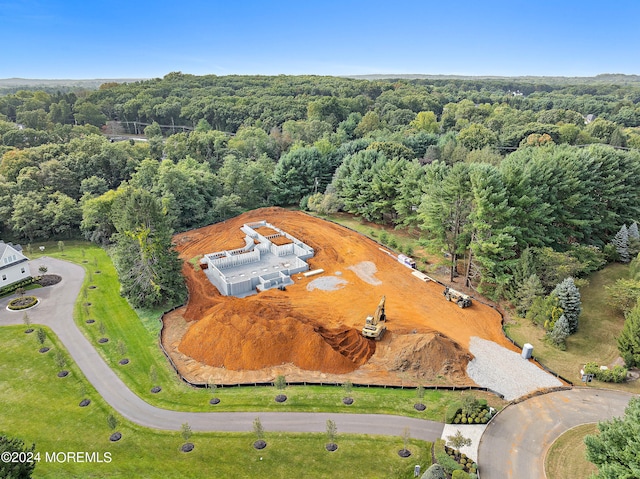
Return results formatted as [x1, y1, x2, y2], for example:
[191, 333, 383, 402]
[421, 463, 446, 479]
[445, 401, 462, 424]
[434, 439, 463, 475]
[452, 470, 471, 479]
[7, 296, 37, 310]
[0, 277, 35, 297]
[583, 362, 627, 383]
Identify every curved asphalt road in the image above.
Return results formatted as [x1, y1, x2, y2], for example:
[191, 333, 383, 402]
[3, 258, 636, 476]
[0, 257, 443, 440]
[478, 388, 635, 479]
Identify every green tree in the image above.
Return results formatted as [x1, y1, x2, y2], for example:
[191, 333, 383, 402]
[515, 274, 545, 316]
[253, 417, 265, 441]
[0, 435, 36, 479]
[332, 149, 387, 221]
[446, 430, 472, 450]
[552, 277, 581, 334]
[613, 225, 631, 263]
[410, 111, 439, 134]
[36, 328, 46, 346]
[585, 396, 640, 478]
[468, 163, 517, 294]
[80, 189, 122, 245]
[181, 422, 193, 442]
[272, 147, 332, 205]
[11, 192, 47, 241]
[617, 304, 640, 367]
[107, 414, 118, 431]
[326, 419, 337, 444]
[73, 102, 107, 127]
[110, 187, 186, 308]
[457, 123, 497, 150]
[549, 314, 570, 349]
[419, 161, 472, 282]
[354, 111, 382, 137]
[606, 278, 640, 313]
[274, 375, 286, 390]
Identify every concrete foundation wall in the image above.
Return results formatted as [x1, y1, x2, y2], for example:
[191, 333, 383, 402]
[205, 220, 314, 297]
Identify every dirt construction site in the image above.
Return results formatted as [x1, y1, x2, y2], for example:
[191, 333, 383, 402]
[162, 207, 521, 387]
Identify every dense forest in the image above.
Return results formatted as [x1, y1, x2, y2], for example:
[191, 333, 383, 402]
[1, 72, 640, 313]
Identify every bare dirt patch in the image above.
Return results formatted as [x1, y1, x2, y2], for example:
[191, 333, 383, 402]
[164, 207, 516, 386]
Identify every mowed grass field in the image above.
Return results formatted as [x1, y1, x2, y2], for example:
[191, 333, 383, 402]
[26, 240, 505, 417]
[545, 423, 599, 479]
[0, 326, 433, 478]
[505, 263, 640, 393]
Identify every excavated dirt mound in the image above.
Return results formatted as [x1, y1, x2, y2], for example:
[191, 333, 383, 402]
[166, 207, 516, 386]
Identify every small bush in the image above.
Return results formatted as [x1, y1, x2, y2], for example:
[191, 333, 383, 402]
[445, 402, 462, 423]
[434, 439, 463, 475]
[421, 464, 446, 479]
[584, 361, 628, 383]
[452, 470, 471, 479]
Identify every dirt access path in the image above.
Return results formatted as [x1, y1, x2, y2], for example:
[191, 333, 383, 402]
[164, 208, 517, 386]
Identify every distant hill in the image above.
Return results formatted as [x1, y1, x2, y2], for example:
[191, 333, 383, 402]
[0, 77, 146, 91]
[344, 73, 640, 84]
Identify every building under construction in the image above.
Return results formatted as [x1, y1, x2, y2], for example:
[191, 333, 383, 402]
[202, 221, 314, 297]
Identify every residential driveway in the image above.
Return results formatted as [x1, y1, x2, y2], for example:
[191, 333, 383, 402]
[478, 388, 635, 479]
[0, 257, 444, 440]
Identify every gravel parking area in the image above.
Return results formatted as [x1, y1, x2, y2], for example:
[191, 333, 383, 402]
[466, 337, 562, 400]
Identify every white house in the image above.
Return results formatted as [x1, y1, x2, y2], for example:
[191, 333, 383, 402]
[0, 241, 31, 287]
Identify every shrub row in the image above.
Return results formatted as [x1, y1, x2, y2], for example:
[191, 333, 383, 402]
[452, 470, 477, 479]
[7, 296, 38, 310]
[445, 446, 477, 474]
[583, 362, 627, 383]
[0, 276, 35, 296]
[434, 439, 462, 475]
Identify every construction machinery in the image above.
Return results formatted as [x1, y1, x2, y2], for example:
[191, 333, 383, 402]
[362, 296, 387, 340]
[443, 287, 472, 308]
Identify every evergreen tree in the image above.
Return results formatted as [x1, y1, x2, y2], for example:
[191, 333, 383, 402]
[552, 277, 582, 334]
[585, 397, 640, 478]
[613, 224, 630, 263]
[515, 274, 545, 316]
[629, 222, 640, 256]
[111, 187, 187, 308]
[418, 161, 472, 282]
[617, 304, 640, 367]
[549, 314, 570, 349]
[468, 163, 517, 295]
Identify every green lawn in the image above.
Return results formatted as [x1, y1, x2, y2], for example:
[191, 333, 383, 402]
[505, 263, 640, 393]
[544, 423, 598, 479]
[26, 240, 505, 416]
[0, 326, 432, 479]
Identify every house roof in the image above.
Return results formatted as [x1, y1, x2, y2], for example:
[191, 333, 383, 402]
[0, 240, 29, 271]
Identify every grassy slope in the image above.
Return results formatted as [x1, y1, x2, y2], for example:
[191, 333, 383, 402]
[544, 423, 598, 479]
[505, 263, 640, 393]
[27, 240, 505, 416]
[0, 326, 432, 479]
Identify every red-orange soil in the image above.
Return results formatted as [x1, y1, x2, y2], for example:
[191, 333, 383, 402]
[164, 207, 517, 386]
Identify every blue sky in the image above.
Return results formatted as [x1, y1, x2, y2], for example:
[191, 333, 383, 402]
[1, 0, 638, 79]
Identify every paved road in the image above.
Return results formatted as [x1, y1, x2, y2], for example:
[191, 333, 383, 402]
[4, 258, 636, 476]
[478, 388, 635, 479]
[0, 257, 443, 440]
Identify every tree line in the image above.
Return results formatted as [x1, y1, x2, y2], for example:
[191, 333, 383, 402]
[1, 73, 640, 310]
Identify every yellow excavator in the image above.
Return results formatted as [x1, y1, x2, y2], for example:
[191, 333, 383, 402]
[362, 296, 387, 340]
